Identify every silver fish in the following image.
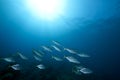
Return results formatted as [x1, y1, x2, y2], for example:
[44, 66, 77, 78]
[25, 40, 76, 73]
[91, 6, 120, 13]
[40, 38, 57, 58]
[64, 56, 80, 64]
[52, 41, 61, 46]
[64, 48, 77, 54]
[2, 58, 15, 62]
[17, 52, 28, 60]
[33, 50, 43, 57]
[10, 64, 20, 70]
[42, 46, 52, 52]
[51, 45, 61, 52]
[80, 68, 92, 74]
[52, 56, 63, 61]
[77, 53, 90, 57]
[36, 64, 45, 69]
[33, 55, 42, 61]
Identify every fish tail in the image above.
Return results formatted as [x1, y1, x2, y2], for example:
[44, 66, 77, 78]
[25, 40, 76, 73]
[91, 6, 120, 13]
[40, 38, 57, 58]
[12, 52, 19, 57]
[51, 56, 53, 58]
[63, 55, 66, 58]
[0, 58, 3, 60]
[63, 47, 66, 50]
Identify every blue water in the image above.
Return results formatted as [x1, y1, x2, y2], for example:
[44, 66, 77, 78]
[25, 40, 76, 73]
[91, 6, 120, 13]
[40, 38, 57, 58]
[0, 0, 120, 80]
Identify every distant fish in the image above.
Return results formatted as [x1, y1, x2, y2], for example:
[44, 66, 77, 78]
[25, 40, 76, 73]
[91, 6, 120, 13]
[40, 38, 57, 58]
[38, 50, 45, 55]
[72, 68, 82, 75]
[72, 66, 84, 75]
[52, 41, 62, 46]
[64, 56, 80, 64]
[64, 48, 77, 54]
[75, 66, 84, 70]
[2, 57, 15, 63]
[36, 64, 45, 69]
[77, 53, 90, 57]
[42, 46, 52, 52]
[10, 64, 20, 70]
[51, 45, 61, 52]
[52, 56, 63, 61]
[17, 52, 28, 60]
[33, 55, 42, 62]
[33, 50, 43, 57]
[80, 68, 92, 74]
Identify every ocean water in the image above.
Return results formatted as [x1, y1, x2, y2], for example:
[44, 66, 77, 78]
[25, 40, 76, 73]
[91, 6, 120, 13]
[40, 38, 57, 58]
[0, 0, 120, 80]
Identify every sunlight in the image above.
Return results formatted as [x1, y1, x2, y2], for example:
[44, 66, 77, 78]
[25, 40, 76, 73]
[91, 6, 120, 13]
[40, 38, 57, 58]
[26, 0, 64, 21]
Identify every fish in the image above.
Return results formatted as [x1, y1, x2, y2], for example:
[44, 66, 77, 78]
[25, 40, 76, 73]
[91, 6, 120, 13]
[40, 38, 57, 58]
[75, 66, 84, 70]
[77, 53, 90, 57]
[72, 66, 84, 75]
[17, 52, 28, 60]
[73, 69, 82, 75]
[10, 64, 20, 70]
[38, 50, 45, 55]
[52, 56, 63, 61]
[41, 46, 52, 52]
[52, 40, 62, 46]
[33, 50, 43, 57]
[2, 57, 15, 62]
[33, 55, 42, 61]
[64, 56, 80, 64]
[64, 48, 77, 54]
[51, 45, 61, 52]
[36, 64, 45, 69]
[80, 68, 92, 74]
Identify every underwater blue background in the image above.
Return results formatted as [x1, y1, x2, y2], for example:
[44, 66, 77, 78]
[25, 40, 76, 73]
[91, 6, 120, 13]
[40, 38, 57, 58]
[0, 0, 120, 80]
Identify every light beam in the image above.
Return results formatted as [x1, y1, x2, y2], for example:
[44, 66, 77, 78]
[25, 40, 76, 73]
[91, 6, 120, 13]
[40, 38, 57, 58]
[26, 0, 64, 20]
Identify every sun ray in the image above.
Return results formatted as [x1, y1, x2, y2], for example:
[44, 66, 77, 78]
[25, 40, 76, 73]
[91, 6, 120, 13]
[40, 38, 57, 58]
[25, 0, 65, 20]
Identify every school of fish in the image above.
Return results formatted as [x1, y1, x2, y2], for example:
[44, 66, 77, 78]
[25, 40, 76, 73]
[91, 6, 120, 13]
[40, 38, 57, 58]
[0, 40, 93, 75]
